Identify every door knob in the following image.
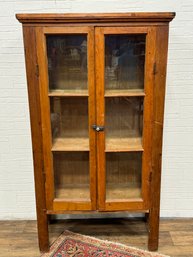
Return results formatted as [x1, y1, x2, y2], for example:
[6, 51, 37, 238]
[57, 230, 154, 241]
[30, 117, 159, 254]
[92, 125, 104, 132]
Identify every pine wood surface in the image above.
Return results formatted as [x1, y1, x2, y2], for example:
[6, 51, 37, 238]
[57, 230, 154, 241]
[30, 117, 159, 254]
[48, 89, 145, 98]
[148, 25, 169, 251]
[106, 184, 141, 199]
[36, 26, 55, 213]
[16, 12, 175, 251]
[52, 137, 90, 151]
[54, 184, 141, 200]
[105, 137, 143, 152]
[0, 218, 192, 257]
[48, 89, 88, 97]
[16, 12, 175, 24]
[51, 136, 143, 151]
[105, 89, 145, 97]
[55, 186, 90, 200]
[22, 26, 49, 251]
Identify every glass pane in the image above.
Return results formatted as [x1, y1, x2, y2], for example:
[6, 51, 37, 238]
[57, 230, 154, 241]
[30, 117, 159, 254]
[47, 35, 87, 91]
[50, 97, 89, 151]
[53, 152, 90, 200]
[106, 152, 142, 200]
[105, 97, 143, 150]
[105, 35, 145, 90]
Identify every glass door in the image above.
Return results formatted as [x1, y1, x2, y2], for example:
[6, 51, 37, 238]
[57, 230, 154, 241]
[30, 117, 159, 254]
[95, 27, 155, 211]
[37, 27, 96, 211]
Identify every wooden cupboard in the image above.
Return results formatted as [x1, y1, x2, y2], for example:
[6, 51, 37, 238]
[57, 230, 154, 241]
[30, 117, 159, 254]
[16, 12, 175, 252]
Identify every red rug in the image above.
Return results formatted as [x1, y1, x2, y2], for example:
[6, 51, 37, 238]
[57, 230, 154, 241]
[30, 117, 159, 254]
[41, 230, 169, 257]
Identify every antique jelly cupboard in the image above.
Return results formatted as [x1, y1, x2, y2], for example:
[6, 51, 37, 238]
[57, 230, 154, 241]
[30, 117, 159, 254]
[16, 12, 175, 252]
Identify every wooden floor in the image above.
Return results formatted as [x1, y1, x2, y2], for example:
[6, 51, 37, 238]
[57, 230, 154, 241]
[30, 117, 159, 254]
[0, 218, 193, 257]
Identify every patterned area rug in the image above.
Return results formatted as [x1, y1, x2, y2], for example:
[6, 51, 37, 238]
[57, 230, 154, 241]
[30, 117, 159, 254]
[41, 230, 169, 257]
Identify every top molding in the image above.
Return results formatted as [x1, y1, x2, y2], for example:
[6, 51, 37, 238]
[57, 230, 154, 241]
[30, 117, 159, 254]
[16, 12, 175, 24]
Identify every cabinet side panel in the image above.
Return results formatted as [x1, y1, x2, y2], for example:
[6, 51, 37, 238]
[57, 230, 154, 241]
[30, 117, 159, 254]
[148, 25, 169, 251]
[22, 26, 49, 252]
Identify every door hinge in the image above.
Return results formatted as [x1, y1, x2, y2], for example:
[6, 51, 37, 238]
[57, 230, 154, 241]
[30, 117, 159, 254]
[153, 62, 157, 75]
[35, 64, 39, 78]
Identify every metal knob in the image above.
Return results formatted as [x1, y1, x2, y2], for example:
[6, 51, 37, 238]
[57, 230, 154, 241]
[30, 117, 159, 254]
[92, 125, 104, 132]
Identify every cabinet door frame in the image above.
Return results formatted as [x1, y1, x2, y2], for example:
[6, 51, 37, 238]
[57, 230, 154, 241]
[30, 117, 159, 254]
[36, 26, 97, 211]
[95, 26, 156, 211]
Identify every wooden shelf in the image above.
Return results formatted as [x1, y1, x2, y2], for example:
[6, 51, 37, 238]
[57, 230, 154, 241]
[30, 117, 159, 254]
[105, 89, 145, 97]
[105, 137, 143, 152]
[52, 137, 89, 151]
[55, 185, 90, 200]
[55, 183, 141, 201]
[48, 89, 88, 97]
[106, 183, 141, 200]
[52, 137, 143, 152]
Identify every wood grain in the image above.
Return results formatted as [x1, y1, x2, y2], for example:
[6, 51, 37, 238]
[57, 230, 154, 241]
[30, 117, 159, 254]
[148, 25, 170, 251]
[105, 89, 145, 97]
[53, 200, 92, 211]
[87, 27, 97, 210]
[105, 137, 143, 152]
[36, 26, 55, 211]
[22, 26, 49, 252]
[51, 137, 89, 151]
[106, 152, 142, 199]
[101, 26, 148, 34]
[95, 27, 106, 210]
[55, 186, 90, 200]
[16, 12, 175, 24]
[106, 185, 141, 200]
[104, 200, 144, 211]
[36, 26, 96, 213]
[95, 26, 149, 213]
[141, 27, 156, 211]
[53, 152, 90, 200]
[0, 219, 193, 257]
[48, 89, 88, 97]
[43, 26, 91, 34]
[17, 13, 175, 253]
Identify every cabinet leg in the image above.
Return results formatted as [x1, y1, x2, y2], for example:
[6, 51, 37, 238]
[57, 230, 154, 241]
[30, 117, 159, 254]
[148, 209, 159, 251]
[37, 211, 49, 253]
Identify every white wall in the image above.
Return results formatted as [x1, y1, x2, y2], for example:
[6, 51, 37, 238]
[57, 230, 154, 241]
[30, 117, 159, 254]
[0, 0, 193, 219]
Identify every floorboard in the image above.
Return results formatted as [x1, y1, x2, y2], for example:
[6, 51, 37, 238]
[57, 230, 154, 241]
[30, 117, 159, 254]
[0, 218, 192, 257]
